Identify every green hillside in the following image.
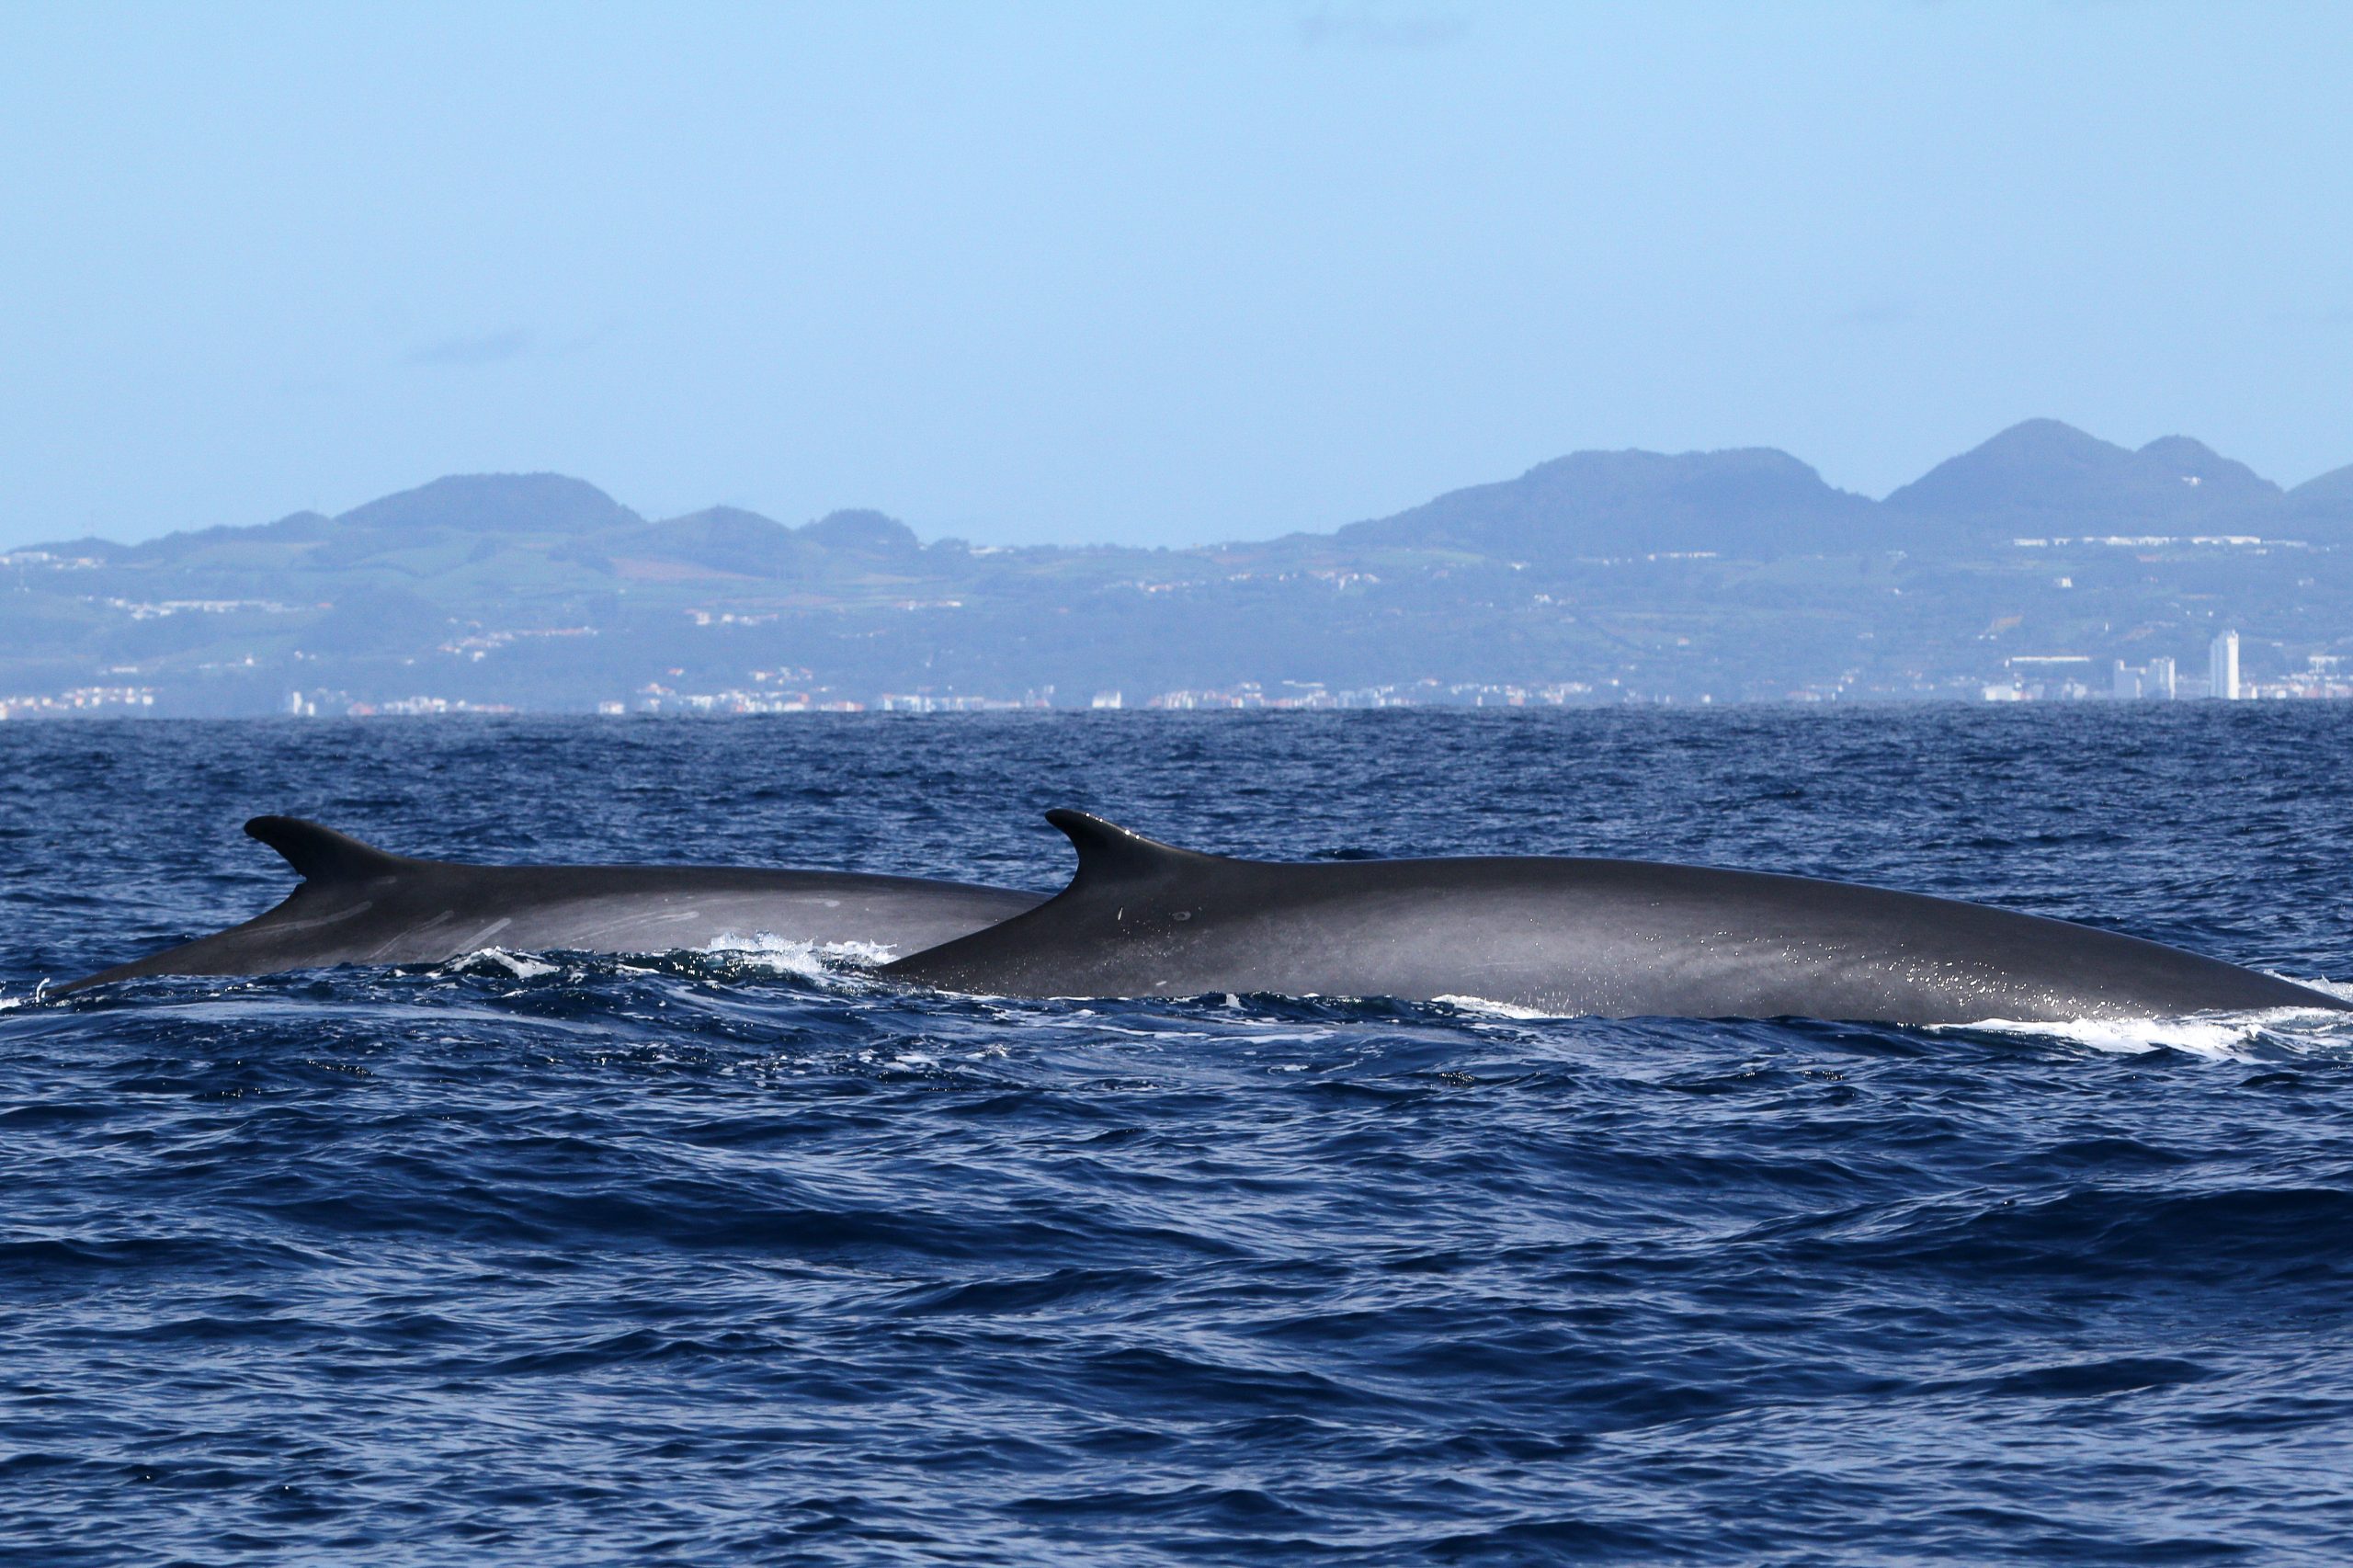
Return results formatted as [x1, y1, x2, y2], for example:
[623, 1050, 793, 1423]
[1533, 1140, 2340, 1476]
[7, 425, 2350, 717]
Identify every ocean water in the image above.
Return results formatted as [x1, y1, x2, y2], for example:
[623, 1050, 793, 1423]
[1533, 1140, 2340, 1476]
[6, 706, 2353, 1565]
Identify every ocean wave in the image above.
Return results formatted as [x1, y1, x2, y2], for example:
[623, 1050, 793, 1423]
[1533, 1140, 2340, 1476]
[9, 709, 2353, 1563]
[1940, 997, 2353, 1059]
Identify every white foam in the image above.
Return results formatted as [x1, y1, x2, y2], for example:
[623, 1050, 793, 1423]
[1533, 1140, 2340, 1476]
[1935, 999, 2353, 1061]
[466, 948, 560, 981]
[698, 932, 897, 980]
[1943, 1016, 2262, 1059]
[2287, 974, 2353, 1005]
[1434, 994, 1575, 1020]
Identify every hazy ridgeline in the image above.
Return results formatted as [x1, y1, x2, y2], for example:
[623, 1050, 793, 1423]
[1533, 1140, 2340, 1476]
[6, 419, 2351, 717]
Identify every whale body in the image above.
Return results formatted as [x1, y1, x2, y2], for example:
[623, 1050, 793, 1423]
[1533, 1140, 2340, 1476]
[54, 816, 1044, 994]
[882, 811, 2351, 1026]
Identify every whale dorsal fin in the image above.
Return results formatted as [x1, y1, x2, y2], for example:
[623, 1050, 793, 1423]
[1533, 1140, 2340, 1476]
[1044, 810, 1222, 890]
[244, 817, 413, 883]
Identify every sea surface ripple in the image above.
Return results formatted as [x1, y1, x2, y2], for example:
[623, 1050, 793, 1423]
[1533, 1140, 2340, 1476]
[6, 707, 2353, 1564]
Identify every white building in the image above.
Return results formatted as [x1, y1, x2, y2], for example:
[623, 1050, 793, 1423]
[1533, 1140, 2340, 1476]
[2209, 630, 2241, 700]
[2111, 655, 2180, 700]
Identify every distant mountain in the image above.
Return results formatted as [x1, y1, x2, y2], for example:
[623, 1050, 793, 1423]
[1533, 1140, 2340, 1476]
[2284, 463, 2353, 540]
[8, 422, 2349, 720]
[2294, 463, 2353, 505]
[81, 473, 647, 572]
[606, 506, 800, 578]
[1336, 448, 1884, 561]
[1881, 419, 2284, 543]
[38, 426, 2340, 577]
[800, 508, 924, 557]
[338, 473, 643, 537]
[599, 506, 926, 579]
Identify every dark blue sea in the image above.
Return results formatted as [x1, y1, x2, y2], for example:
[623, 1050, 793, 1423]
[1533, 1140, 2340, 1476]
[7, 707, 2353, 1564]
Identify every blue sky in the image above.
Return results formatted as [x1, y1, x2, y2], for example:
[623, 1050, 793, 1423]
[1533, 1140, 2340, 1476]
[3, 1, 2348, 548]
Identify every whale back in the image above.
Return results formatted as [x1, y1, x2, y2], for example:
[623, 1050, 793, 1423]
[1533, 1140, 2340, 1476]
[53, 818, 1043, 994]
[883, 810, 2352, 1024]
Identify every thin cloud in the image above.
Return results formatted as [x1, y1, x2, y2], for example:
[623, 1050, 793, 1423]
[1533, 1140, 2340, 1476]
[1835, 299, 1916, 330]
[1298, 2, 1470, 51]
[408, 327, 536, 368]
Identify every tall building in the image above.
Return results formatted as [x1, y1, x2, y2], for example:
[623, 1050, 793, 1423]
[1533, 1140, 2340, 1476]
[2209, 630, 2241, 701]
[2145, 655, 2177, 700]
[2111, 660, 2141, 699]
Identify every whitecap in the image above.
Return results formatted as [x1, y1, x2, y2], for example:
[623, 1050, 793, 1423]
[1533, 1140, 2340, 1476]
[2284, 974, 2353, 1005]
[698, 932, 897, 980]
[1935, 1000, 2353, 1061]
[1433, 994, 1576, 1020]
[463, 947, 560, 981]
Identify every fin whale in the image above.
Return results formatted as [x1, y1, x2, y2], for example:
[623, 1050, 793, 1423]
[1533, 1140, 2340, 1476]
[53, 816, 1044, 994]
[881, 812, 2351, 1026]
